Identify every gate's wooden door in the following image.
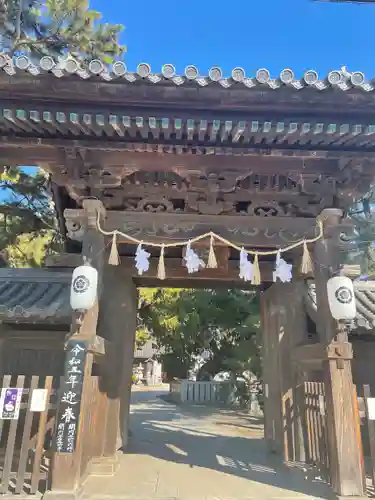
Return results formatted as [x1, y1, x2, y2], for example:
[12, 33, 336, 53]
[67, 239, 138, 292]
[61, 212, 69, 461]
[0, 375, 60, 495]
[303, 381, 330, 478]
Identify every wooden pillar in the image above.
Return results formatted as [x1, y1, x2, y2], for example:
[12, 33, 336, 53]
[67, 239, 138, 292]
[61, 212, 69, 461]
[45, 200, 105, 499]
[313, 208, 365, 498]
[261, 285, 283, 455]
[97, 264, 137, 454]
[261, 281, 308, 462]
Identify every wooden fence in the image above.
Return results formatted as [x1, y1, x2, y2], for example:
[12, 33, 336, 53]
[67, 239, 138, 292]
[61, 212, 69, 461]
[169, 380, 233, 405]
[303, 381, 330, 477]
[0, 374, 61, 495]
[358, 384, 375, 489]
[0, 374, 107, 495]
[303, 381, 365, 487]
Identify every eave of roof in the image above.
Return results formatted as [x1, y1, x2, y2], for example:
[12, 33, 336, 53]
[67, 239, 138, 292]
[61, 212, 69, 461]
[305, 280, 375, 332]
[0, 53, 373, 93]
[2, 107, 375, 155]
[0, 268, 72, 325]
[3, 55, 375, 154]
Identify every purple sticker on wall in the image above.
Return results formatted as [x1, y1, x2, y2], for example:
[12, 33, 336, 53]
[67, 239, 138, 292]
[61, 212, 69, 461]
[0, 388, 22, 420]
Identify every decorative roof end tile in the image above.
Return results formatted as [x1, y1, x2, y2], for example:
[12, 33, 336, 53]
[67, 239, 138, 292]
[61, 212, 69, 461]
[0, 53, 373, 93]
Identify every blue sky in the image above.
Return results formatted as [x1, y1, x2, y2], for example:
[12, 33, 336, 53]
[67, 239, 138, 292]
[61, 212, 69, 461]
[91, 0, 375, 78]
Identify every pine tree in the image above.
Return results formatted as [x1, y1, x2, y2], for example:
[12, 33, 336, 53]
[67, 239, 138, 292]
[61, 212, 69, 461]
[0, 166, 60, 267]
[1, 0, 125, 65]
[0, 2, 125, 267]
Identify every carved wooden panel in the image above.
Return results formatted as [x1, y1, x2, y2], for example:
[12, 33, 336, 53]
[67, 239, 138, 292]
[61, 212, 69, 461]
[62, 168, 337, 217]
[64, 208, 320, 247]
[0, 141, 371, 213]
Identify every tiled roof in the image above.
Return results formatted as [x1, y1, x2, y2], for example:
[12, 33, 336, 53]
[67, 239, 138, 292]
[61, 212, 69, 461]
[0, 53, 372, 92]
[0, 268, 72, 325]
[305, 280, 375, 332]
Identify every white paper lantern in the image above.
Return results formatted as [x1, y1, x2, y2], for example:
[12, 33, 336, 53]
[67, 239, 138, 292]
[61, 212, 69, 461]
[326, 276, 356, 321]
[70, 263, 98, 312]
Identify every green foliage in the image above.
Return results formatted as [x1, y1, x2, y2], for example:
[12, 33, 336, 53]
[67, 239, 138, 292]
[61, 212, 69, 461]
[0, 166, 61, 267]
[6, 232, 53, 267]
[138, 288, 261, 380]
[135, 324, 151, 349]
[344, 198, 375, 275]
[1, 0, 125, 65]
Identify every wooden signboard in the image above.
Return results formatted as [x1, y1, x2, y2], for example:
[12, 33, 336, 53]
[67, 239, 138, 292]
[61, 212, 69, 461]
[55, 341, 87, 453]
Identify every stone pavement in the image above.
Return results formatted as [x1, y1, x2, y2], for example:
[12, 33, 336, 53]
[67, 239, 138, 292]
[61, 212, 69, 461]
[82, 386, 333, 500]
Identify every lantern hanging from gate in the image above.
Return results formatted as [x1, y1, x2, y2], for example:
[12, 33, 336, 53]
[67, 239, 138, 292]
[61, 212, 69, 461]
[326, 276, 356, 320]
[70, 262, 98, 312]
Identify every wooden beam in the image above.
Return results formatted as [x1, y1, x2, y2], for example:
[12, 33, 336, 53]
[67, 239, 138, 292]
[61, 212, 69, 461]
[45, 253, 81, 267]
[134, 277, 265, 290]
[64, 208, 319, 248]
[291, 343, 326, 364]
[45, 254, 310, 283]
[0, 141, 340, 173]
[291, 342, 353, 366]
[0, 335, 65, 347]
[131, 258, 277, 282]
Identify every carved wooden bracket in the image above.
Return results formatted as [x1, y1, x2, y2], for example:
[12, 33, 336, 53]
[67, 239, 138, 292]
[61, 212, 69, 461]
[65, 209, 85, 240]
[82, 199, 106, 229]
[87, 335, 108, 358]
[64, 202, 106, 239]
[327, 341, 353, 369]
[327, 342, 353, 359]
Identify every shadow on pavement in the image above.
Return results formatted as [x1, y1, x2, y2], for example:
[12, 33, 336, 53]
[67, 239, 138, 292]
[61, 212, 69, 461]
[121, 389, 332, 499]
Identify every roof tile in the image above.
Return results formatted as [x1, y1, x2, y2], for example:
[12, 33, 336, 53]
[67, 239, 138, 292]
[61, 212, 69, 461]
[0, 53, 372, 92]
[0, 269, 71, 324]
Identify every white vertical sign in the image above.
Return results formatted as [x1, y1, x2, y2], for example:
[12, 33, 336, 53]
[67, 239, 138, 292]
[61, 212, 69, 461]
[319, 395, 325, 416]
[367, 398, 375, 420]
[30, 389, 48, 412]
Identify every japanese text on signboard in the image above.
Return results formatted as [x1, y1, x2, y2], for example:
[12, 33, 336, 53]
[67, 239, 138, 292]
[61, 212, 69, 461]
[55, 341, 87, 453]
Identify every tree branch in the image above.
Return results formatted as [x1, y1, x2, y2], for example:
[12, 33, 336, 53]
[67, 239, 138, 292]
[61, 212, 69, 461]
[15, 0, 22, 41]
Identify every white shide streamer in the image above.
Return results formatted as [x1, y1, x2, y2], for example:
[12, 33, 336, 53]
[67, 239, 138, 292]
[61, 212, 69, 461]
[239, 248, 253, 282]
[184, 242, 206, 274]
[273, 251, 293, 283]
[135, 244, 151, 275]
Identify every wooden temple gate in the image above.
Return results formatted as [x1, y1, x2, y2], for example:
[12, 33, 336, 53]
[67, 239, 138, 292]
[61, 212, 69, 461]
[1, 55, 375, 498]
